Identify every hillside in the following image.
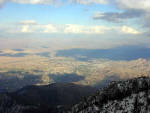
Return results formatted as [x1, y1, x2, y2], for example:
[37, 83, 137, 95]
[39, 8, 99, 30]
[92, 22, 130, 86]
[66, 77, 150, 113]
[11, 83, 96, 107]
[1, 77, 150, 113]
[0, 83, 96, 113]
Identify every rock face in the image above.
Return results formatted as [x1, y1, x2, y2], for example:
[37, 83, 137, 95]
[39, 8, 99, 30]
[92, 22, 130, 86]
[66, 77, 150, 113]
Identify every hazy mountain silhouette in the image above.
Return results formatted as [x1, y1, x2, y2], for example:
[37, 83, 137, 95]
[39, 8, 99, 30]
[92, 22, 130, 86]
[56, 46, 150, 61]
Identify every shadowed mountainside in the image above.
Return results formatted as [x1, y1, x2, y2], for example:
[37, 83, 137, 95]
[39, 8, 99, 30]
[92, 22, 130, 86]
[0, 83, 96, 113]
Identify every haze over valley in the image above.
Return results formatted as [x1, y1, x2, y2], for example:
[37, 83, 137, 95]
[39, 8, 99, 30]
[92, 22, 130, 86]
[0, 44, 150, 91]
[1, 0, 150, 112]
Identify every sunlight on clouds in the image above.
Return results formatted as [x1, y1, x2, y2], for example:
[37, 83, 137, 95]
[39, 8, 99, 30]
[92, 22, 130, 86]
[44, 24, 58, 33]
[25, 23, 111, 34]
[17, 21, 112, 34]
[21, 25, 30, 33]
[11, 0, 62, 5]
[20, 20, 38, 25]
[63, 24, 105, 34]
[121, 26, 140, 34]
[1, 20, 141, 35]
[0, 0, 108, 6]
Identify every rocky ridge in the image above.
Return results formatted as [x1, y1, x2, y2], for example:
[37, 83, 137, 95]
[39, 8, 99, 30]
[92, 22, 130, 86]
[66, 77, 150, 113]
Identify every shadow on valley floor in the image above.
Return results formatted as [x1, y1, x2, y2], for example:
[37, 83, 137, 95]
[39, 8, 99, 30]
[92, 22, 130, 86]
[13, 49, 24, 51]
[36, 52, 50, 57]
[56, 46, 150, 61]
[0, 71, 42, 92]
[0, 51, 50, 58]
[49, 73, 85, 83]
[0, 71, 85, 92]
[0, 53, 29, 57]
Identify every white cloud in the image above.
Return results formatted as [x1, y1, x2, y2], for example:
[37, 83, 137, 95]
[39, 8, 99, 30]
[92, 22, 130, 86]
[21, 25, 30, 33]
[1, 20, 141, 35]
[20, 20, 38, 25]
[121, 26, 140, 34]
[44, 24, 58, 33]
[45, 24, 111, 34]
[69, 0, 108, 5]
[64, 24, 110, 34]
[0, 20, 114, 34]
[44, 24, 113, 34]
[0, 0, 108, 7]
[0, 0, 63, 7]
[12, 0, 63, 5]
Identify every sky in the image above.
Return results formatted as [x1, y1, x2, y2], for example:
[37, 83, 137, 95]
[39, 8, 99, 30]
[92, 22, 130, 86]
[0, 0, 150, 49]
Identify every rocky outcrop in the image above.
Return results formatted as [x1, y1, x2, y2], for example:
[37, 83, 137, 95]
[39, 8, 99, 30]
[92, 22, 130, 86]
[66, 77, 150, 113]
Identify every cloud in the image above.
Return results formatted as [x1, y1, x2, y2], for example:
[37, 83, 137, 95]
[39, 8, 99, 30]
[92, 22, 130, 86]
[0, 20, 141, 35]
[64, 24, 110, 34]
[93, 10, 145, 23]
[113, 0, 150, 11]
[69, 0, 108, 5]
[92, 0, 150, 30]
[21, 25, 30, 33]
[17, 21, 114, 34]
[0, 0, 108, 7]
[0, 0, 64, 7]
[121, 26, 140, 34]
[0, 0, 9, 7]
[44, 24, 58, 33]
[12, 0, 63, 5]
[113, 0, 150, 29]
[19, 20, 38, 25]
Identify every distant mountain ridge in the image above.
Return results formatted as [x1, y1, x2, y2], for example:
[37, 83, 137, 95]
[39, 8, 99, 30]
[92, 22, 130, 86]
[66, 77, 150, 113]
[56, 46, 150, 61]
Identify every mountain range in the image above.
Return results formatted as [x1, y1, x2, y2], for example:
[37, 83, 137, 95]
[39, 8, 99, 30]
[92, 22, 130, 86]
[1, 77, 150, 113]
